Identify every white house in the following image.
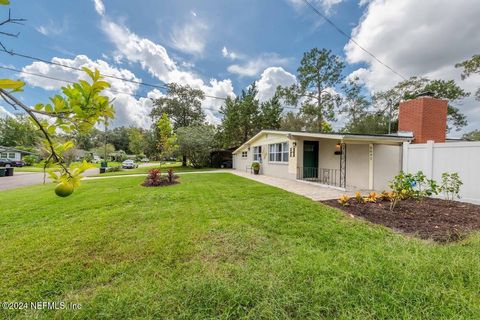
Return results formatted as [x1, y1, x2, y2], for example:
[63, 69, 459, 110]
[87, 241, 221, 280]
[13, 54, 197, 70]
[232, 130, 410, 191]
[0, 146, 34, 162]
[233, 94, 480, 202]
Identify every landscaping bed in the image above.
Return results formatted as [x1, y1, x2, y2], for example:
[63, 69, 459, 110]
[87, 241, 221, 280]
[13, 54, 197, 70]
[323, 197, 480, 242]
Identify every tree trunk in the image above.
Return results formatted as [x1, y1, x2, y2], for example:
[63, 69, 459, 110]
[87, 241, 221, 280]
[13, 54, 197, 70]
[182, 155, 187, 167]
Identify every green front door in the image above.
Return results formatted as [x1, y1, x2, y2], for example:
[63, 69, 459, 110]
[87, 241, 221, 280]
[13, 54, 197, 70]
[303, 141, 319, 178]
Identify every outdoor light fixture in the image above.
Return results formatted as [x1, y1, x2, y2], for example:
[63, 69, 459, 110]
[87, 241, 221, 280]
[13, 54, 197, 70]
[334, 142, 342, 155]
[293, 142, 297, 147]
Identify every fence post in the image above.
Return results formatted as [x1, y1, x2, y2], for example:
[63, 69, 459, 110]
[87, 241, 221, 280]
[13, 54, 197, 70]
[402, 142, 409, 172]
[426, 140, 434, 179]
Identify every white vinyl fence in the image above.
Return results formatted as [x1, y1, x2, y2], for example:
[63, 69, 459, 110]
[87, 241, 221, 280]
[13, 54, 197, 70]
[402, 141, 480, 204]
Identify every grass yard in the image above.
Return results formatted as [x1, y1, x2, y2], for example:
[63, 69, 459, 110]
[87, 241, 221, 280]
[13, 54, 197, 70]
[1, 173, 480, 319]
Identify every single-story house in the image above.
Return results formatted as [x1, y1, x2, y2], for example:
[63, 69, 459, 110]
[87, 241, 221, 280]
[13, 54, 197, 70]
[232, 130, 411, 191]
[0, 146, 36, 162]
[233, 93, 454, 192]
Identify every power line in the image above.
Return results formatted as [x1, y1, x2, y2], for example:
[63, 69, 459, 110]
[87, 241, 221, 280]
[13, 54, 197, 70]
[0, 49, 228, 100]
[301, 0, 408, 81]
[0, 65, 223, 112]
[0, 65, 147, 99]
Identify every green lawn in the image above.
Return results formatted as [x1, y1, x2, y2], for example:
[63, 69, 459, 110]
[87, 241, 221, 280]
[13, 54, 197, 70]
[1, 173, 480, 319]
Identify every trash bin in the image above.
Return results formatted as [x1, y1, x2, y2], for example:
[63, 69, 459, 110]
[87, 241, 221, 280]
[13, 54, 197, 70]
[0, 168, 6, 177]
[5, 167, 14, 176]
[99, 167, 106, 174]
[100, 161, 108, 168]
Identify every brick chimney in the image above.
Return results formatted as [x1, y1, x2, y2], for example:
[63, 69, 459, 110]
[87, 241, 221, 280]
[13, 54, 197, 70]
[398, 93, 448, 143]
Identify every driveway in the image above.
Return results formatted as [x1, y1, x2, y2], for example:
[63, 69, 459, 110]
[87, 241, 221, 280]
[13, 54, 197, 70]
[0, 168, 99, 191]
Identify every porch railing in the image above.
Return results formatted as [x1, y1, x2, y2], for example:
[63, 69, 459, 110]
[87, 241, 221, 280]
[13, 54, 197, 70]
[296, 167, 342, 187]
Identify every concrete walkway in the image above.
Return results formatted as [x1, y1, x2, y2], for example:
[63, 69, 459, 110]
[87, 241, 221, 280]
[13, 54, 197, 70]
[230, 170, 350, 201]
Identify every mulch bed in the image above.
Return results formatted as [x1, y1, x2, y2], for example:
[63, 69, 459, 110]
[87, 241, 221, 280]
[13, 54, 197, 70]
[322, 198, 480, 242]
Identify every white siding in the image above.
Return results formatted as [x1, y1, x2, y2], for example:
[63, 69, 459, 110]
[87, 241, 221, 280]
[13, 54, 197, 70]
[373, 144, 402, 191]
[233, 133, 296, 179]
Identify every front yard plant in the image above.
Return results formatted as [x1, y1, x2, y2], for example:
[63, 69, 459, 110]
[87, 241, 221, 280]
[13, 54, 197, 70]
[328, 171, 470, 242]
[142, 168, 179, 187]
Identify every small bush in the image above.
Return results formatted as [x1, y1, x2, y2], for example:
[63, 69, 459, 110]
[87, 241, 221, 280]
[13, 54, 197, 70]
[106, 166, 122, 172]
[388, 171, 439, 211]
[355, 192, 364, 203]
[142, 168, 178, 187]
[364, 192, 381, 203]
[440, 172, 463, 200]
[22, 155, 37, 166]
[338, 195, 350, 206]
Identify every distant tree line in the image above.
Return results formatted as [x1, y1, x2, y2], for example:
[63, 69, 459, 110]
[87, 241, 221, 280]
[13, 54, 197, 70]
[1, 49, 479, 167]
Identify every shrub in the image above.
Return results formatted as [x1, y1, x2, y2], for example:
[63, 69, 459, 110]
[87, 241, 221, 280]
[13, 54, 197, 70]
[251, 162, 260, 170]
[167, 168, 174, 183]
[106, 166, 122, 173]
[338, 195, 350, 206]
[388, 171, 440, 211]
[440, 172, 463, 200]
[142, 168, 179, 187]
[22, 155, 37, 166]
[364, 192, 381, 203]
[355, 192, 363, 203]
[412, 171, 439, 199]
[143, 168, 162, 187]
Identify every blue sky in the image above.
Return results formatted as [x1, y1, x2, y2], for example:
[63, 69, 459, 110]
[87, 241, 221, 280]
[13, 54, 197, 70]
[0, 0, 479, 135]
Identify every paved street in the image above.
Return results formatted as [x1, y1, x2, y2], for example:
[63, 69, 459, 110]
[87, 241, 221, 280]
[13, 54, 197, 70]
[0, 168, 99, 191]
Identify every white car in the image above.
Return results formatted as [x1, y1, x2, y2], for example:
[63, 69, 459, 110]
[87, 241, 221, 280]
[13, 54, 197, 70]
[122, 160, 139, 169]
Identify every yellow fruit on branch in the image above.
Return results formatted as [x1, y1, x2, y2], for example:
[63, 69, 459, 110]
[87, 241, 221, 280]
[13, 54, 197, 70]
[55, 182, 74, 197]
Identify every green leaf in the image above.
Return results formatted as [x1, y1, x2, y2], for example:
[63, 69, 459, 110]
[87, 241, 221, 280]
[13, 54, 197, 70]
[0, 79, 24, 91]
[0, 0, 10, 5]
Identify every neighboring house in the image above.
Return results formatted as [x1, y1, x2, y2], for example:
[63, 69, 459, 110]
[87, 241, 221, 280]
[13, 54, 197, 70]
[0, 146, 35, 162]
[233, 93, 478, 195]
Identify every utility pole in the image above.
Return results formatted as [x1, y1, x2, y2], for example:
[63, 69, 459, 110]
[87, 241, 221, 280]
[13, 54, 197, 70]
[387, 98, 392, 134]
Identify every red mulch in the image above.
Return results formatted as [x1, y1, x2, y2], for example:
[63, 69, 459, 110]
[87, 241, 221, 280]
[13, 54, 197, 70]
[322, 198, 480, 242]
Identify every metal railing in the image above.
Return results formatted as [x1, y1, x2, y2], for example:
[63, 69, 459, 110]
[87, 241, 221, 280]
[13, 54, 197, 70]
[296, 167, 341, 187]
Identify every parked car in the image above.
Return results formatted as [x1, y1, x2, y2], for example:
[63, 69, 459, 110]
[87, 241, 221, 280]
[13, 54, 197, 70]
[122, 160, 139, 169]
[221, 160, 232, 168]
[0, 158, 13, 168]
[92, 155, 102, 163]
[11, 160, 25, 167]
[140, 157, 150, 162]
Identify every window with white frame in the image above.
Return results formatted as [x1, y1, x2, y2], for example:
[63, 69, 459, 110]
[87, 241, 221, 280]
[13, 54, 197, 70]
[0, 153, 7, 158]
[269, 142, 288, 162]
[8, 153, 15, 159]
[241, 151, 248, 158]
[253, 146, 262, 162]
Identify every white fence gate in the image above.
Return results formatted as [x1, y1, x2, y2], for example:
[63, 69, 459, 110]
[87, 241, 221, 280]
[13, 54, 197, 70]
[402, 141, 480, 204]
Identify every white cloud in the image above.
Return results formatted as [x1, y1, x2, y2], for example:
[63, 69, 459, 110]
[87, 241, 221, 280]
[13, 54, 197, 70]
[222, 46, 238, 60]
[227, 53, 290, 77]
[97, 15, 235, 119]
[35, 19, 68, 36]
[287, 0, 344, 15]
[93, 0, 105, 16]
[345, 0, 480, 134]
[0, 105, 14, 119]
[170, 19, 208, 55]
[256, 67, 296, 102]
[20, 55, 160, 128]
[22, 55, 139, 94]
